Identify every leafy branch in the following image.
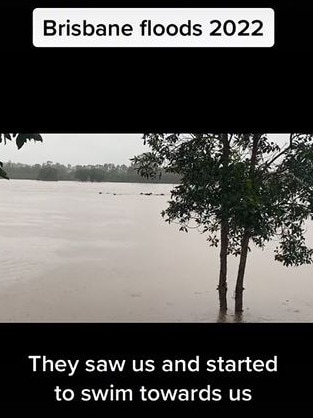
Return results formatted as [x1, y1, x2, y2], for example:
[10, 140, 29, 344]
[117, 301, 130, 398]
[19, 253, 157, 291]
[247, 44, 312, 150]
[0, 133, 43, 179]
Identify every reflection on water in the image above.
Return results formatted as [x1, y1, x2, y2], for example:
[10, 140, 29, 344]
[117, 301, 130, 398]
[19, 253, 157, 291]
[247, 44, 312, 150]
[217, 311, 243, 323]
[0, 180, 313, 322]
[217, 311, 228, 323]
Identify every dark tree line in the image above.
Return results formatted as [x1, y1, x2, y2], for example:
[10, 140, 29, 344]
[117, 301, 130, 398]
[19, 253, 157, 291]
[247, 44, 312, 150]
[3, 161, 179, 184]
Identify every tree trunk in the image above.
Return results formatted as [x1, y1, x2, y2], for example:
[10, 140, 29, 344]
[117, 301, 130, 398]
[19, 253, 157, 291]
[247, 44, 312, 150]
[217, 133, 230, 312]
[235, 231, 250, 313]
[218, 220, 228, 312]
[234, 134, 261, 314]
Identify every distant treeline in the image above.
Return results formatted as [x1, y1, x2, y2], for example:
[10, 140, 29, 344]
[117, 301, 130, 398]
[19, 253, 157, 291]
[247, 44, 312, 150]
[4, 161, 179, 183]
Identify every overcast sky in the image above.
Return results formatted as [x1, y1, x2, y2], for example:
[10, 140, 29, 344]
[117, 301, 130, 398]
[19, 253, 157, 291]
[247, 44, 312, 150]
[2, 134, 147, 166]
[1, 133, 290, 166]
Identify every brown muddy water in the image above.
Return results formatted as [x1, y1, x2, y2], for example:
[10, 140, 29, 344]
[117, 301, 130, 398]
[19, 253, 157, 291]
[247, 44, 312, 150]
[0, 180, 313, 322]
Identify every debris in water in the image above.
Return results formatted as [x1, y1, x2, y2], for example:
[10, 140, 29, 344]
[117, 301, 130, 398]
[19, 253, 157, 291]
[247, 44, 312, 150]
[98, 192, 166, 196]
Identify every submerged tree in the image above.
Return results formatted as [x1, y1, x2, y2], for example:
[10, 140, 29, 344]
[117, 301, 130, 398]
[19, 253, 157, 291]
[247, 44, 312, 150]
[230, 134, 313, 312]
[0, 133, 43, 179]
[132, 133, 313, 314]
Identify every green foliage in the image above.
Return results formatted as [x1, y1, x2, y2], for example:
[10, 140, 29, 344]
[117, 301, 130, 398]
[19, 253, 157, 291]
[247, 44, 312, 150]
[0, 133, 43, 179]
[133, 133, 313, 267]
[15, 134, 43, 150]
[75, 166, 106, 182]
[37, 165, 59, 181]
[72, 163, 179, 183]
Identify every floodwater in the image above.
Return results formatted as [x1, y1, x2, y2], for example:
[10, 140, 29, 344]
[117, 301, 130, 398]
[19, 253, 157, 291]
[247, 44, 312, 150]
[0, 179, 313, 322]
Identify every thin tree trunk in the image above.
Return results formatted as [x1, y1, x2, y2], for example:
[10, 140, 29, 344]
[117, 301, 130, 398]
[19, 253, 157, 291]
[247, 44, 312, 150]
[218, 133, 230, 312]
[234, 133, 261, 314]
[218, 220, 228, 312]
[235, 231, 250, 313]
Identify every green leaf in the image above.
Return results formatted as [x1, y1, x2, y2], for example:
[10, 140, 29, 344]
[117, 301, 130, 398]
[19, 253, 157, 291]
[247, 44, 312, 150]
[16, 133, 43, 150]
[0, 166, 9, 179]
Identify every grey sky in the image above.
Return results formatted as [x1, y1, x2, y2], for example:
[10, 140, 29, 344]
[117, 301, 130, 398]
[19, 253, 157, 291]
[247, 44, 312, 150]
[2, 134, 147, 166]
[2, 133, 290, 166]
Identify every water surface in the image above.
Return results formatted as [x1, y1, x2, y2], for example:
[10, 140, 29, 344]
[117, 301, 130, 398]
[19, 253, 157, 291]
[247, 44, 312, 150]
[0, 180, 312, 322]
